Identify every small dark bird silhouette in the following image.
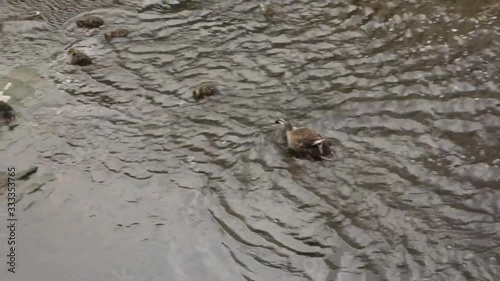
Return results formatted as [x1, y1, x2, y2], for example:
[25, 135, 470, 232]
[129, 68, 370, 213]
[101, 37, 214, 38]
[260, 3, 284, 19]
[76, 16, 104, 29]
[104, 28, 130, 42]
[193, 82, 221, 100]
[0, 101, 15, 124]
[67, 48, 92, 66]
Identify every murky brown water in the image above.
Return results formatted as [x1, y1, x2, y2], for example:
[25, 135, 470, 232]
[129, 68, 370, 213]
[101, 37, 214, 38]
[1, 0, 500, 280]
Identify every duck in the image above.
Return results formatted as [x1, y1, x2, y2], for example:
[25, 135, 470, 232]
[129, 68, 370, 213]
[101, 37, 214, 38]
[193, 82, 220, 100]
[0, 101, 15, 124]
[274, 118, 336, 161]
[104, 28, 130, 42]
[259, 3, 284, 19]
[76, 16, 104, 29]
[67, 48, 92, 66]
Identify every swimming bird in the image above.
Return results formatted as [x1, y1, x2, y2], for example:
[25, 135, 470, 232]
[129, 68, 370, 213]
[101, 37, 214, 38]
[104, 28, 130, 42]
[67, 48, 92, 66]
[193, 82, 220, 100]
[76, 16, 104, 29]
[0, 101, 15, 124]
[260, 3, 284, 19]
[274, 118, 336, 161]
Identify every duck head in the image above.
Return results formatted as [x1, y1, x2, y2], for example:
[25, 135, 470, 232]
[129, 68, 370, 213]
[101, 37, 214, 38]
[104, 32, 113, 42]
[274, 118, 293, 131]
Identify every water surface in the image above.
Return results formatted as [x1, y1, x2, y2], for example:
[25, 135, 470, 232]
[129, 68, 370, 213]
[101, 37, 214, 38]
[0, 0, 499, 280]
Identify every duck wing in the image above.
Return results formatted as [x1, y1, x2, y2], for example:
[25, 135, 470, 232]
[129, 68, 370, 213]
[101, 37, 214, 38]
[289, 128, 324, 148]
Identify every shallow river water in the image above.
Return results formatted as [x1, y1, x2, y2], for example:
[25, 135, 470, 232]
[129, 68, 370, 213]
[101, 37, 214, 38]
[0, 0, 500, 280]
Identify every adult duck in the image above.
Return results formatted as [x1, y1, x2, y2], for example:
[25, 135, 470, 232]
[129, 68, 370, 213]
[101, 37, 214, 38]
[275, 118, 335, 161]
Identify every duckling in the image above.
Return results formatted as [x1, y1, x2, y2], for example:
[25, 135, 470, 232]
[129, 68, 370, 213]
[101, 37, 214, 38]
[76, 16, 104, 29]
[274, 118, 336, 161]
[0, 101, 15, 124]
[67, 48, 92, 66]
[260, 3, 284, 19]
[193, 82, 220, 100]
[104, 28, 130, 42]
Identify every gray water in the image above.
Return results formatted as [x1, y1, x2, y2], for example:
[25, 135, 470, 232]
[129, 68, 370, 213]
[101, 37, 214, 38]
[0, 0, 500, 280]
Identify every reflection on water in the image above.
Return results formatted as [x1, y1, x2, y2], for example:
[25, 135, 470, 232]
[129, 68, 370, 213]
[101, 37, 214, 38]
[0, 0, 500, 280]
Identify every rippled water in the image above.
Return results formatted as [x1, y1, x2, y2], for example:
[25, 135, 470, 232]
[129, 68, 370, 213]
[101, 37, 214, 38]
[1, 0, 500, 280]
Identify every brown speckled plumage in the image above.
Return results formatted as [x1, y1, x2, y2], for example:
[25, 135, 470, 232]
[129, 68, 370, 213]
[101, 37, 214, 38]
[275, 118, 336, 161]
[260, 3, 284, 19]
[67, 48, 92, 66]
[76, 16, 104, 29]
[104, 28, 130, 42]
[193, 82, 220, 99]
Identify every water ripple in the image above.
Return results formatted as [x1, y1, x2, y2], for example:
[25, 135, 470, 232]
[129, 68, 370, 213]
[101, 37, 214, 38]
[2, 0, 500, 280]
